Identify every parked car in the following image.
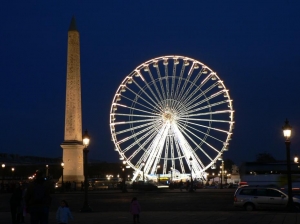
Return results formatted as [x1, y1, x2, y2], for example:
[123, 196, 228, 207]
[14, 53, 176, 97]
[227, 183, 238, 189]
[281, 183, 300, 195]
[234, 186, 300, 211]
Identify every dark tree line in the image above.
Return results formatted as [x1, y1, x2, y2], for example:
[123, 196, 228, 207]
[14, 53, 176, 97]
[256, 152, 276, 163]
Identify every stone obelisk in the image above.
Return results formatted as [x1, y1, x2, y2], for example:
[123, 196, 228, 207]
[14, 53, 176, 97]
[60, 17, 84, 183]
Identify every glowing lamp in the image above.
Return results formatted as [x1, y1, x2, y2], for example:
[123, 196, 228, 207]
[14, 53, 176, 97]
[282, 119, 292, 140]
[83, 130, 90, 148]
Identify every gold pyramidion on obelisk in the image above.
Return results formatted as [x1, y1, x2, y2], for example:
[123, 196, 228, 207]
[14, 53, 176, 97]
[61, 16, 84, 183]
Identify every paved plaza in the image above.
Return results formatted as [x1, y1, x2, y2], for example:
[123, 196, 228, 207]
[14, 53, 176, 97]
[2, 211, 300, 224]
[1, 189, 300, 224]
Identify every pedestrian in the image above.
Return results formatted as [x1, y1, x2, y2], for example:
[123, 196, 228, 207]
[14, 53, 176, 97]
[81, 181, 84, 191]
[186, 180, 190, 191]
[56, 200, 73, 224]
[130, 197, 141, 224]
[25, 170, 52, 224]
[179, 180, 183, 192]
[72, 181, 76, 191]
[10, 183, 22, 224]
[19, 183, 27, 223]
[0, 182, 4, 192]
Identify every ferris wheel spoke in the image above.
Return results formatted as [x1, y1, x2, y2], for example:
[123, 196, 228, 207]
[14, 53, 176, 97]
[111, 118, 159, 126]
[127, 128, 159, 161]
[123, 127, 162, 156]
[176, 121, 220, 154]
[116, 122, 162, 145]
[170, 61, 177, 105]
[171, 98, 186, 115]
[179, 100, 230, 116]
[120, 128, 159, 154]
[176, 65, 195, 103]
[115, 96, 161, 114]
[151, 125, 171, 175]
[174, 63, 186, 101]
[179, 117, 232, 124]
[181, 72, 215, 106]
[180, 110, 233, 118]
[182, 120, 231, 134]
[186, 83, 218, 107]
[115, 120, 160, 135]
[190, 153, 205, 174]
[144, 123, 169, 175]
[148, 130, 168, 175]
[180, 68, 205, 103]
[132, 80, 163, 109]
[170, 59, 180, 109]
[125, 87, 162, 112]
[146, 69, 164, 104]
[175, 123, 214, 162]
[169, 135, 175, 169]
[173, 135, 186, 174]
[185, 90, 227, 111]
[177, 120, 225, 144]
[163, 135, 170, 175]
[184, 82, 221, 108]
[164, 59, 170, 100]
[114, 113, 159, 119]
[115, 99, 160, 116]
[137, 123, 169, 175]
[150, 144, 164, 174]
[155, 65, 167, 102]
[173, 126, 205, 170]
[171, 96, 189, 117]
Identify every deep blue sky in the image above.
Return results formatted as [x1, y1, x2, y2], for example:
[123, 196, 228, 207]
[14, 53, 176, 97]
[0, 0, 300, 165]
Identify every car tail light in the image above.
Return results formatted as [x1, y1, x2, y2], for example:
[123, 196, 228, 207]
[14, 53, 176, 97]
[234, 196, 237, 202]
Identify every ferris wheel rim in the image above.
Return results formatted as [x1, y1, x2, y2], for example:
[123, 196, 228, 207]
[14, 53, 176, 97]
[110, 55, 234, 178]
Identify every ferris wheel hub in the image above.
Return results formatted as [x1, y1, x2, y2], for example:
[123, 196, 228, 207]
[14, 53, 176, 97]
[162, 106, 178, 123]
[162, 111, 173, 121]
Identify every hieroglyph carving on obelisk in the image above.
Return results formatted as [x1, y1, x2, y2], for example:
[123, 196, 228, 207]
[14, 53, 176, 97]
[61, 17, 84, 182]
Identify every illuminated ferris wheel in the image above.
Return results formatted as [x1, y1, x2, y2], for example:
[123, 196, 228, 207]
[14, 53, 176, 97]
[110, 55, 234, 181]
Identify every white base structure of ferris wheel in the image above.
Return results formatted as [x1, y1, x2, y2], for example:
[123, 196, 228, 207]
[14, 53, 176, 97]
[110, 55, 234, 182]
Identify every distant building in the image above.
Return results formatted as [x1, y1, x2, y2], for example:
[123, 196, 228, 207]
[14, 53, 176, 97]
[239, 162, 300, 186]
[0, 152, 61, 165]
[230, 164, 240, 184]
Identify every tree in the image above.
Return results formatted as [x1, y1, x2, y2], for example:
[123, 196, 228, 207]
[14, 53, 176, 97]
[256, 152, 276, 163]
[223, 159, 235, 171]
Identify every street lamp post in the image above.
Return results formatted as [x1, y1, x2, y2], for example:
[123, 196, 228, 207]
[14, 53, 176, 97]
[189, 156, 194, 192]
[121, 161, 127, 193]
[11, 168, 15, 180]
[46, 165, 49, 178]
[227, 173, 231, 184]
[141, 161, 145, 183]
[81, 130, 92, 212]
[282, 119, 294, 210]
[219, 160, 225, 189]
[61, 162, 64, 192]
[219, 170, 223, 189]
[1, 164, 5, 191]
[156, 165, 160, 183]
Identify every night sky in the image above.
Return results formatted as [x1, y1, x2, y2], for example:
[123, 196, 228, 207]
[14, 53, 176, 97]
[0, 1, 300, 166]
